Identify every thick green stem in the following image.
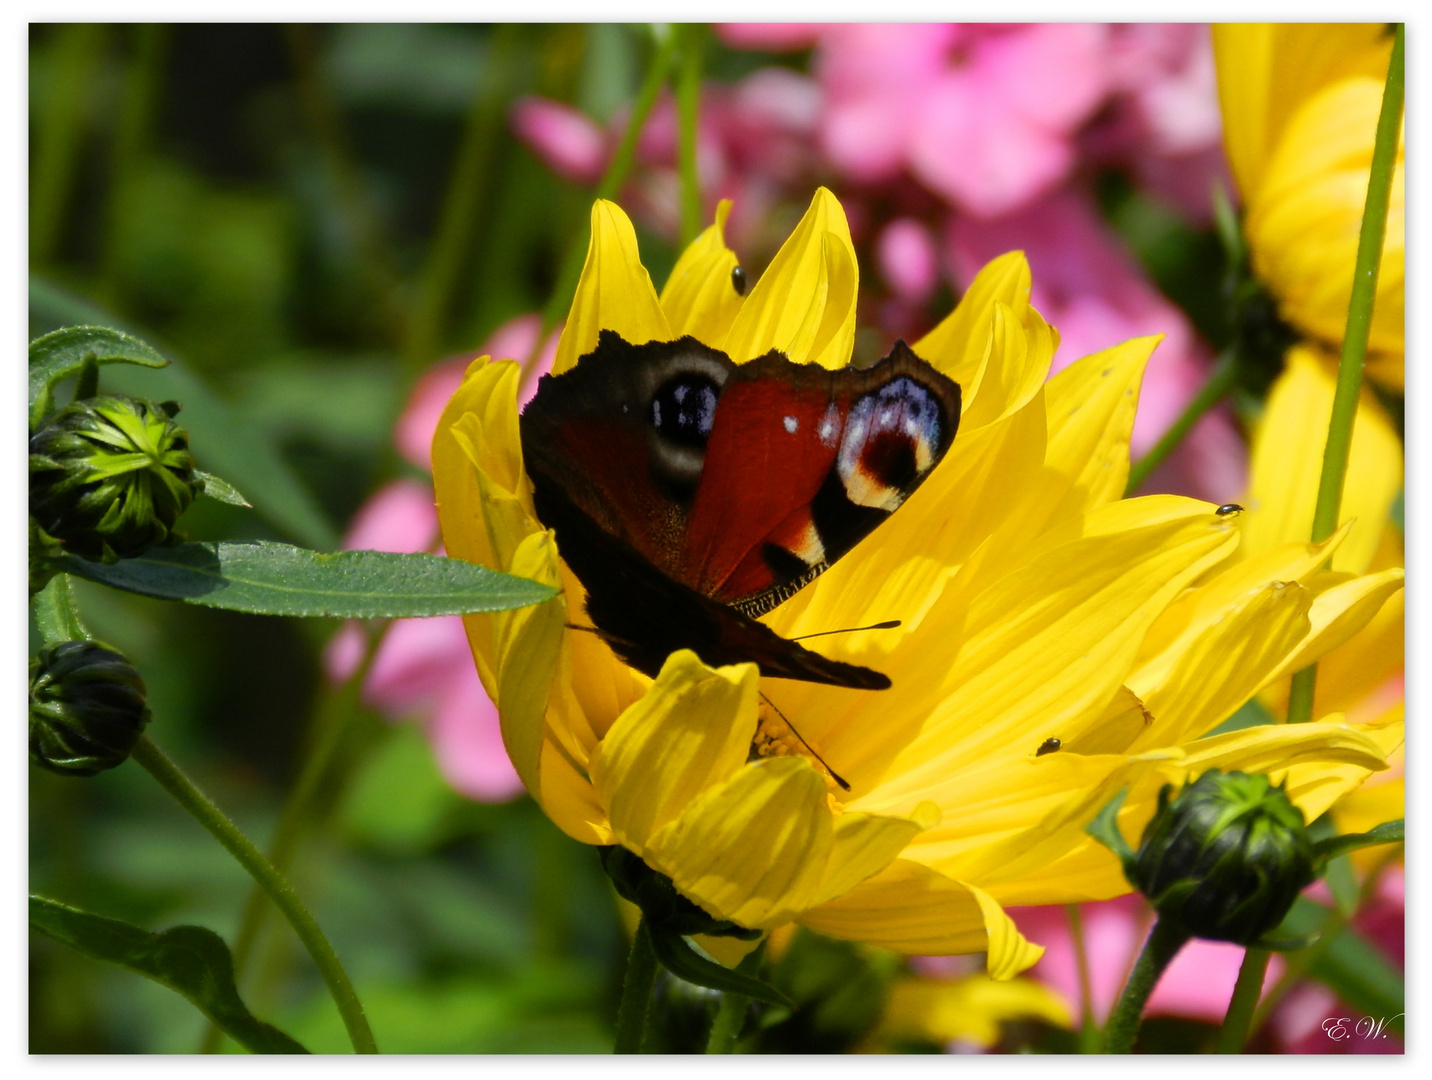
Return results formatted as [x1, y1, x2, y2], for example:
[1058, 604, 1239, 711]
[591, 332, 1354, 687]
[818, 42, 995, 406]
[1284, 24, 1403, 724]
[533, 25, 679, 380]
[1125, 349, 1239, 495]
[675, 25, 704, 248]
[614, 918, 659, 1054]
[1104, 918, 1189, 1053]
[1065, 904, 1101, 1053]
[131, 735, 378, 1054]
[1217, 947, 1270, 1053]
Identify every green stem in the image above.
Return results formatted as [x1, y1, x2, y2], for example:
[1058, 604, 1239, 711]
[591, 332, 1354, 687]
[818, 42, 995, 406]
[1125, 349, 1239, 495]
[129, 735, 378, 1054]
[1284, 24, 1403, 724]
[1065, 904, 1101, 1053]
[399, 24, 517, 381]
[1285, 667, 1318, 725]
[1104, 918, 1189, 1053]
[1216, 947, 1270, 1053]
[705, 945, 762, 1053]
[614, 918, 659, 1054]
[674, 25, 704, 249]
[534, 25, 679, 374]
[201, 620, 388, 1052]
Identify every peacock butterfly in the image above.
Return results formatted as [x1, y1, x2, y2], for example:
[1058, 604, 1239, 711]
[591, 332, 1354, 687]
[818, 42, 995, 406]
[519, 330, 961, 690]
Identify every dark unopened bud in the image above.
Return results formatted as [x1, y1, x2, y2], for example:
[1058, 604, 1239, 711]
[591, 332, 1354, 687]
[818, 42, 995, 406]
[30, 641, 151, 776]
[29, 395, 200, 561]
[1128, 769, 1315, 945]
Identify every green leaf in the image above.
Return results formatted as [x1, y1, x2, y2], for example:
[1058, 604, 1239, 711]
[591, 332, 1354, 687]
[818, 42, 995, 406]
[29, 325, 168, 431]
[646, 925, 793, 1010]
[1084, 786, 1135, 865]
[54, 541, 558, 617]
[29, 895, 309, 1054]
[30, 279, 338, 550]
[1313, 819, 1404, 866]
[195, 470, 253, 508]
[31, 574, 91, 644]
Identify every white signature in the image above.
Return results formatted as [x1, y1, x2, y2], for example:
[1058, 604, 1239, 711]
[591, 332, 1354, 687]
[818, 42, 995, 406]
[1322, 1015, 1404, 1041]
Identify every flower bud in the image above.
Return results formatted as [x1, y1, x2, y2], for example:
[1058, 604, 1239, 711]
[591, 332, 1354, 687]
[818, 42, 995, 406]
[30, 641, 151, 777]
[29, 395, 201, 561]
[1127, 769, 1315, 945]
[600, 845, 761, 941]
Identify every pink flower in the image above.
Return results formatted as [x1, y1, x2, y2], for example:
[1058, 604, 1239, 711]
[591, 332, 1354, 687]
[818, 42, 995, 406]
[510, 97, 608, 185]
[326, 314, 560, 804]
[715, 23, 828, 51]
[876, 218, 939, 304]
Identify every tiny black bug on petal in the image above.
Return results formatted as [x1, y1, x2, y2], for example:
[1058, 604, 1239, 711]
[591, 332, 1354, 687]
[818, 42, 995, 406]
[731, 265, 747, 296]
[1036, 737, 1061, 756]
[1216, 503, 1244, 518]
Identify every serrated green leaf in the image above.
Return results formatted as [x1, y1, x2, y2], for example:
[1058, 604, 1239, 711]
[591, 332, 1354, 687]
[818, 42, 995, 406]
[30, 279, 338, 549]
[54, 541, 558, 617]
[29, 325, 169, 430]
[29, 895, 308, 1054]
[31, 574, 91, 644]
[195, 470, 252, 508]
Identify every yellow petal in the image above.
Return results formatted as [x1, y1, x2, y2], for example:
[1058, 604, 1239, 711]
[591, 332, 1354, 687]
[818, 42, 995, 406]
[658, 198, 744, 345]
[553, 200, 671, 375]
[1036, 334, 1159, 521]
[589, 651, 758, 851]
[915, 250, 1032, 389]
[980, 718, 1395, 905]
[797, 858, 1042, 976]
[538, 735, 615, 845]
[721, 187, 857, 370]
[858, 497, 1237, 811]
[643, 755, 832, 928]
[490, 531, 566, 804]
[1126, 580, 1313, 749]
[1137, 522, 1352, 667]
[808, 802, 939, 909]
[1307, 582, 1403, 719]
[956, 301, 1056, 432]
[1242, 346, 1402, 574]
[1247, 77, 1404, 357]
[1213, 23, 1394, 198]
[1262, 567, 1404, 689]
[879, 975, 1072, 1048]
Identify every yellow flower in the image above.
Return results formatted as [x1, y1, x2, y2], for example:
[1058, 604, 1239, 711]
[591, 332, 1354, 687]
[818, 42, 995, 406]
[432, 190, 1397, 976]
[1213, 23, 1404, 388]
[872, 972, 1071, 1051]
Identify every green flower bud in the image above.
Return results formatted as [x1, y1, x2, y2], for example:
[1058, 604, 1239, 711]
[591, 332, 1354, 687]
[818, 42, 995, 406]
[1128, 769, 1315, 945]
[600, 846, 762, 941]
[29, 395, 201, 561]
[30, 641, 151, 777]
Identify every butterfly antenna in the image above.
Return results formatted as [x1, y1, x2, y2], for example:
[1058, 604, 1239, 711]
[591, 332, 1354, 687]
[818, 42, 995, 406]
[759, 691, 851, 792]
[791, 619, 901, 642]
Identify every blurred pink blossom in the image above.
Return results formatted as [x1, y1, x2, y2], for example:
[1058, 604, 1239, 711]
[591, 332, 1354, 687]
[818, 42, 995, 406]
[326, 314, 560, 804]
[510, 97, 607, 185]
[876, 218, 939, 304]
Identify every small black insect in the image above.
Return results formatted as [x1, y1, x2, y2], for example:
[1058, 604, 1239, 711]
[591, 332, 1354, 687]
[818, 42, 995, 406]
[1036, 737, 1062, 756]
[731, 265, 747, 296]
[1215, 503, 1244, 518]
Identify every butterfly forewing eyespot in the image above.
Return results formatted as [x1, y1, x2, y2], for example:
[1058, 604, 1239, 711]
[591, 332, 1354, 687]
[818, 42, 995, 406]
[518, 331, 960, 690]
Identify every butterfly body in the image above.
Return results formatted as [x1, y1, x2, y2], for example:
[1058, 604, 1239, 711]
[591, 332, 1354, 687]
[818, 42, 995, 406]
[519, 331, 960, 688]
